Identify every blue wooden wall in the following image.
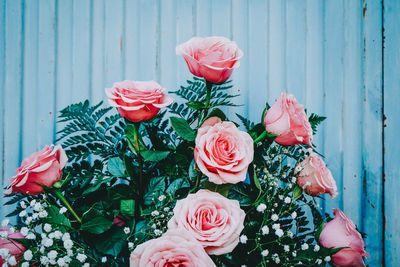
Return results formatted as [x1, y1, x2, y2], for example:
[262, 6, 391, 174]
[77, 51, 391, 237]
[0, 0, 397, 265]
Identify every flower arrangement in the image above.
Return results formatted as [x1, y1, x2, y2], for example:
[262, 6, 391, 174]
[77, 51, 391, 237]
[1, 36, 368, 267]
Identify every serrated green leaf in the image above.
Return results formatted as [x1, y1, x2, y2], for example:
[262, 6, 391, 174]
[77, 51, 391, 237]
[107, 157, 126, 177]
[141, 150, 170, 162]
[293, 185, 303, 201]
[120, 199, 135, 217]
[166, 178, 190, 196]
[186, 101, 205, 110]
[170, 117, 196, 141]
[81, 216, 113, 234]
[144, 177, 166, 205]
[45, 206, 71, 230]
[206, 108, 226, 121]
[82, 176, 113, 196]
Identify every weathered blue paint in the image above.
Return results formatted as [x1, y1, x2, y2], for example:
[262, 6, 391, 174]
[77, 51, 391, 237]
[0, 0, 396, 264]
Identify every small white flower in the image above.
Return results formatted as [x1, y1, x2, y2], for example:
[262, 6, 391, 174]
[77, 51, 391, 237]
[284, 245, 290, 252]
[26, 233, 36, 240]
[151, 210, 159, 217]
[275, 229, 284, 237]
[23, 250, 33, 261]
[76, 253, 87, 263]
[273, 203, 278, 207]
[9, 228, 15, 234]
[163, 207, 170, 212]
[19, 210, 27, 217]
[284, 197, 291, 204]
[47, 250, 58, 260]
[274, 257, 280, 264]
[64, 255, 72, 263]
[32, 213, 39, 220]
[261, 249, 269, 257]
[324, 256, 331, 262]
[59, 207, 68, 214]
[239, 235, 248, 244]
[301, 243, 309, 250]
[278, 195, 283, 200]
[33, 202, 43, 212]
[53, 230, 63, 239]
[38, 210, 48, 218]
[20, 227, 29, 236]
[44, 223, 52, 232]
[62, 233, 71, 241]
[20, 201, 27, 209]
[271, 214, 279, 221]
[0, 248, 10, 258]
[67, 250, 73, 256]
[44, 238, 54, 247]
[154, 229, 162, 236]
[83, 263, 90, 267]
[158, 195, 166, 201]
[261, 226, 269, 235]
[101, 256, 107, 263]
[8, 256, 17, 266]
[295, 165, 302, 172]
[30, 200, 37, 207]
[40, 256, 49, 265]
[272, 223, 280, 230]
[291, 177, 297, 183]
[21, 262, 29, 267]
[40, 246, 45, 253]
[57, 258, 66, 266]
[256, 203, 267, 213]
[1, 219, 9, 227]
[316, 259, 323, 264]
[291, 211, 297, 219]
[0, 231, 8, 239]
[314, 244, 320, 252]
[64, 239, 73, 249]
[128, 242, 134, 249]
[124, 227, 130, 234]
[287, 230, 294, 238]
[292, 251, 297, 257]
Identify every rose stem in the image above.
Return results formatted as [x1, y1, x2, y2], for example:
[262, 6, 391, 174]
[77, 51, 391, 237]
[202, 80, 213, 119]
[132, 122, 143, 221]
[254, 131, 268, 144]
[52, 189, 82, 223]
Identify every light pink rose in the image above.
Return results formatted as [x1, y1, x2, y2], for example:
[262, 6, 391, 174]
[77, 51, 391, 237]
[0, 228, 25, 266]
[295, 151, 338, 198]
[194, 117, 254, 184]
[319, 209, 369, 267]
[130, 229, 215, 267]
[176, 36, 243, 84]
[105, 80, 173, 122]
[264, 92, 313, 146]
[167, 189, 245, 255]
[5, 145, 67, 195]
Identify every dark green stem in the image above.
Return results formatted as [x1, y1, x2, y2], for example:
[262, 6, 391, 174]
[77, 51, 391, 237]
[203, 80, 213, 119]
[53, 189, 82, 223]
[132, 123, 143, 221]
[254, 131, 268, 144]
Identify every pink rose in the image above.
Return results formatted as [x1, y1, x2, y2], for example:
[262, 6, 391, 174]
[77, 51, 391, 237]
[167, 189, 245, 255]
[319, 209, 369, 267]
[130, 229, 215, 267]
[176, 36, 243, 84]
[105, 80, 173, 122]
[295, 151, 338, 198]
[194, 117, 254, 184]
[264, 92, 313, 146]
[5, 145, 67, 195]
[0, 228, 25, 266]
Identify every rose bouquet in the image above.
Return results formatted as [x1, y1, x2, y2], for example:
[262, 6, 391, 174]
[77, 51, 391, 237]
[1, 37, 368, 267]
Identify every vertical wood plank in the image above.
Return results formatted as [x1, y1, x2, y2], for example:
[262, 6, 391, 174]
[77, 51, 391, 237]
[91, 0, 105, 103]
[384, 0, 400, 264]
[124, 0, 140, 81]
[0, 0, 6, 218]
[362, 0, 383, 265]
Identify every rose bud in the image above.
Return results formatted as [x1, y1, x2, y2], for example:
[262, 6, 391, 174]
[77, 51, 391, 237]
[295, 151, 338, 198]
[176, 36, 243, 84]
[168, 189, 246, 255]
[130, 229, 216, 267]
[105, 80, 173, 122]
[194, 117, 254, 184]
[264, 92, 313, 147]
[0, 228, 26, 266]
[5, 145, 68, 195]
[319, 209, 369, 267]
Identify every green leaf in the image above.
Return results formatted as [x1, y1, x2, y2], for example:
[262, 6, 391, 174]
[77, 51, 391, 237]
[144, 177, 166, 205]
[108, 184, 132, 202]
[141, 150, 170, 162]
[292, 185, 303, 201]
[186, 101, 205, 110]
[228, 183, 252, 206]
[170, 117, 196, 141]
[201, 180, 233, 197]
[309, 113, 326, 134]
[206, 108, 227, 121]
[166, 178, 190, 196]
[81, 216, 113, 234]
[188, 160, 200, 184]
[120, 199, 135, 217]
[95, 226, 127, 256]
[315, 221, 325, 240]
[82, 176, 114, 196]
[107, 157, 126, 177]
[45, 206, 71, 230]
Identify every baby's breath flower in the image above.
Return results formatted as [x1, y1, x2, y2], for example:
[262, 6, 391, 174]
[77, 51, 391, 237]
[256, 203, 267, 213]
[271, 214, 279, 221]
[23, 250, 33, 261]
[261, 225, 269, 235]
[324, 256, 331, 262]
[124, 227, 130, 234]
[151, 210, 160, 217]
[76, 253, 87, 263]
[275, 229, 284, 237]
[261, 249, 269, 257]
[239, 235, 248, 244]
[128, 242, 134, 249]
[59, 207, 68, 214]
[314, 244, 320, 252]
[291, 211, 297, 219]
[284, 245, 290, 252]
[44, 223, 52, 232]
[301, 243, 309, 250]
[284, 197, 291, 204]
[19, 210, 27, 217]
[1, 219, 9, 227]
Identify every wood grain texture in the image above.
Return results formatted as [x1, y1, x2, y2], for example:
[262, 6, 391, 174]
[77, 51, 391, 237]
[0, 1, 392, 264]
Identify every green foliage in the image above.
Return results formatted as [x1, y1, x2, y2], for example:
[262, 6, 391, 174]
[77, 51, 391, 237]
[170, 117, 196, 141]
[309, 113, 327, 134]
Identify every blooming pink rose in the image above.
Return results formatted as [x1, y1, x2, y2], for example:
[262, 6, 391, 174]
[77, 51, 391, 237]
[105, 80, 173, 122]
[5, 145, 67, 195]
[167, 189, 245, 255]
[319, 209, 369, 267]
[264, 92, 313, 146]
[130, 229, 215, 267]
[194, 117, 254, 184]
[0, 228, 25, 266]
[295, 151, 338, 198]
[176, 36, 243, 84]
